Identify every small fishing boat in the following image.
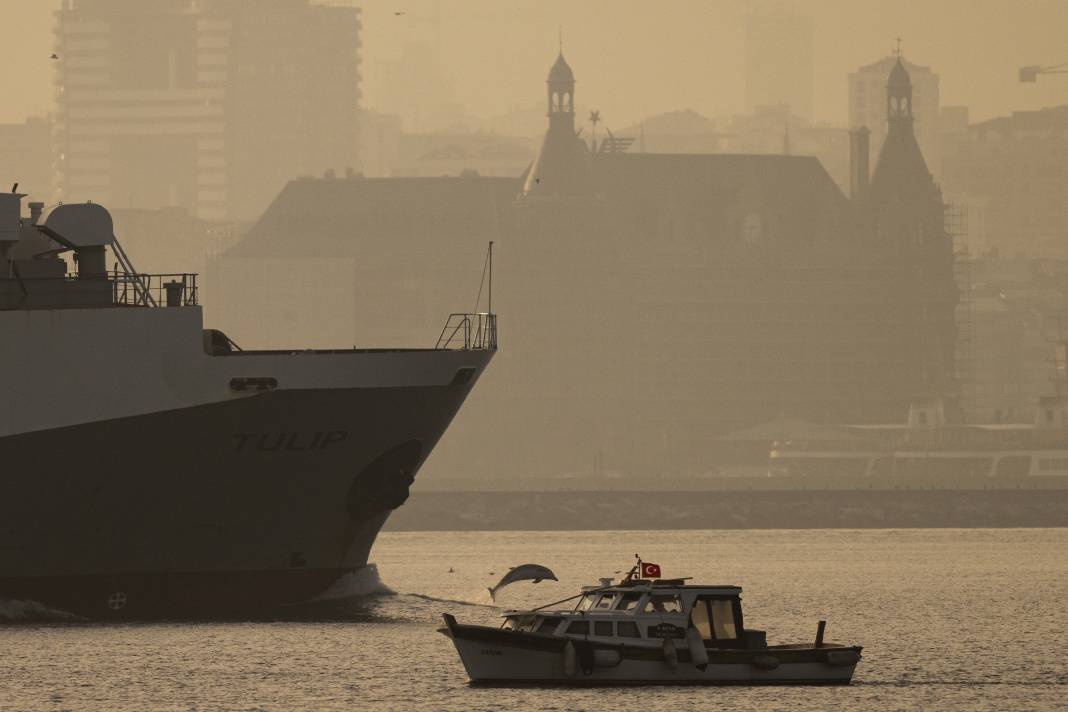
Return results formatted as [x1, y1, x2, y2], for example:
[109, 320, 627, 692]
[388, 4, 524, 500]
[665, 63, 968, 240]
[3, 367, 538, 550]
[439, 559, 862, 685]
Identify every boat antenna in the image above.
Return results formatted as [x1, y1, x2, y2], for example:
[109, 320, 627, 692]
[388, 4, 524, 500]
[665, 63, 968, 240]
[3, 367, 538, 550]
[472, 241, 493, 314]
[623, 554, 642, 582]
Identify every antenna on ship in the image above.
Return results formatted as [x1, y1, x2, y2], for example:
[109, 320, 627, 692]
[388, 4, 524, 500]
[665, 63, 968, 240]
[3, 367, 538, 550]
[474, 241, 494, 314]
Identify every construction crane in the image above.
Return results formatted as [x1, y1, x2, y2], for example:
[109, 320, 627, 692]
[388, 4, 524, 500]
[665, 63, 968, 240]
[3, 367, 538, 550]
[1019, 62, 1068, 82]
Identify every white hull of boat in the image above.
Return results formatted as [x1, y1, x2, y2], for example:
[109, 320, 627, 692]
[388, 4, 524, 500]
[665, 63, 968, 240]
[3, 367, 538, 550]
[446, 633, 858, 685]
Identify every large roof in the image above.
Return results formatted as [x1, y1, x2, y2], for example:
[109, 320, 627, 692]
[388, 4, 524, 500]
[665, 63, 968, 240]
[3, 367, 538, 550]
[226, 174, 520, 258]
[588, 153, 853, 252]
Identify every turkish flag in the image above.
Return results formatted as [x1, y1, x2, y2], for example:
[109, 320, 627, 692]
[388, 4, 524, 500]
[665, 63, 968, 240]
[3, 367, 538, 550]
[641, 562, 662, 579]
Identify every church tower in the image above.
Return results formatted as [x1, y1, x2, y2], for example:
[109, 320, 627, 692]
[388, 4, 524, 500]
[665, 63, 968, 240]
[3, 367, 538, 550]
[868, 55, 959, 403]
[521, 51, 590, 198]
[547, 53, 576, 133]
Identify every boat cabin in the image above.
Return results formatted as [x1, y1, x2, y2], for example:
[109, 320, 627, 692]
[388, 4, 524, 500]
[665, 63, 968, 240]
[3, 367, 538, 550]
[501, 580, 761, 649]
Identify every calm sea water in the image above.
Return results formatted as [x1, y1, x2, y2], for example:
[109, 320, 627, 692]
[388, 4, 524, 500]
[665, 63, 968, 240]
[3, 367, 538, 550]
[1, 529, 1066, 711]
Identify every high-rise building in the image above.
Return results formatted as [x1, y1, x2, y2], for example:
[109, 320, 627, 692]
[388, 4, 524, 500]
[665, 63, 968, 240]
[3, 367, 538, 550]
[53, 0, 362, 222]
[744, 9, 814, 120]
[0, 117, 52, 204]
[849, 54, 940, 182]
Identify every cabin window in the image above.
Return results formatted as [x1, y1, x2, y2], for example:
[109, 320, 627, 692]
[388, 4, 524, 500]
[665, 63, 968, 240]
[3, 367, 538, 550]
[594, 621, 613, 637]
[576, 595, 596, 611]
[565, 621, 589, 635]
[690, 598, 712, 639]
[616, 592, 643, 611]
[710, 599, 738, 639]
[643, 594, 682, 614]
[536, 618, 559, 635]
[616, 621, 641, 638]
[594, 593, 617, 610]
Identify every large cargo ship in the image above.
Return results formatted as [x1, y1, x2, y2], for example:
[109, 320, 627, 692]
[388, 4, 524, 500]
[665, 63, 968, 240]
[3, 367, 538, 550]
[0, 192, 496, 618]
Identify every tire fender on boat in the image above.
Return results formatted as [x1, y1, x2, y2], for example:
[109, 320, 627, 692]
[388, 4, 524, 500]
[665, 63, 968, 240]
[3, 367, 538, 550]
[662, 637, 679, 670]
[563, 640, 577, 678]
[752, 654, 780, 670]
[825, 650, 861, 667]
[685, 628, 709, 669]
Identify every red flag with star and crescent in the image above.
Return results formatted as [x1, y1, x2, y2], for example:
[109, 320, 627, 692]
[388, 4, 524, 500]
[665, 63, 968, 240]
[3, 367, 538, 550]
[640, 562, 661, 579]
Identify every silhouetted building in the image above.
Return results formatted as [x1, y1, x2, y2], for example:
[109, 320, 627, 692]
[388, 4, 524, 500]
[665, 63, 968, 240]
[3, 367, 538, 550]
[522, 53, 591, 198]
[618, 110, 725, 154]
[745, 8, 814, 120]
[942, 105, 1068, 257]
[864, 58, 958, 398]
[850, 55, 940, 182]
[721, 104, 851, 192]
[217, 52, 959, 483]
[0, 117, 52, 204]
[53, 0, 362, 221]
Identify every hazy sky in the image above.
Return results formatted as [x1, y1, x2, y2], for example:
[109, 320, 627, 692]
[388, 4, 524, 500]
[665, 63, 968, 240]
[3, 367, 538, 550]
[4, 0, 1068, 128]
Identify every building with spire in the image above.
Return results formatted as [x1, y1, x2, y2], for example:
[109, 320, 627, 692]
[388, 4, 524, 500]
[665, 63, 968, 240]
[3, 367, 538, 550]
[217, 50, 961, 486]
[521, 52, 590, 198]
[865, 57, 959, 400]
[850, 53, 940, 182]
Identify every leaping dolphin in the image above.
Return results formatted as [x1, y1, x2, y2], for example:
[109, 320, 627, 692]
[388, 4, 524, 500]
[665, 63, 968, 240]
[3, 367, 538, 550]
[488, 564, 558, 601]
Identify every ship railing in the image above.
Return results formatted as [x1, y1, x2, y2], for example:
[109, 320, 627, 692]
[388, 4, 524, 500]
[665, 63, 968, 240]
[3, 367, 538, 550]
[111, 272, 198, 307]
[0, 272, 198, 310]
[436, 312, 497, 350]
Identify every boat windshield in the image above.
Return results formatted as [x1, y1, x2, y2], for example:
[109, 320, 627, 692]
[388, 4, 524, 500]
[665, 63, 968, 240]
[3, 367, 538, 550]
[576, 594, 598, 611]
[503, 614, 539, 632]
[592, 592, 618, 610]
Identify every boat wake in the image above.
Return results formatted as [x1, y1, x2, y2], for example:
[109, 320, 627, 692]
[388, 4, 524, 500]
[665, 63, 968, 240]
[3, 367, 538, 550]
[398, 592, 499, 610]
[311, 564, 395, 601]
[0, 598, 82, 623]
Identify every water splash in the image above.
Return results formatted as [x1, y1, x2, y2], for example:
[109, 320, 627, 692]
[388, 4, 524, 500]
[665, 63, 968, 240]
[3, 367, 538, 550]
[0, 598, 82, 623]
[311, 564, 394, 602]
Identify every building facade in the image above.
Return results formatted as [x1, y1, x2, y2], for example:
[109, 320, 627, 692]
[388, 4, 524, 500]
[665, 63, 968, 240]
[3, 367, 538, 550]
[53, 0, 362, 222]
[217, 52, 959, 484]
[941, 105, 1068, 257]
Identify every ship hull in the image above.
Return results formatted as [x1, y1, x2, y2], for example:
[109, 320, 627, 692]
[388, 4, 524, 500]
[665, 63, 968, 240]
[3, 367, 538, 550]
[0, 356, 492, 618]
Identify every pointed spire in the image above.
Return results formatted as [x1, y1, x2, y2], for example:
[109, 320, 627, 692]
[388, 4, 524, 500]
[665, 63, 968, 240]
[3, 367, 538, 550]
[782, 121, 791, 155]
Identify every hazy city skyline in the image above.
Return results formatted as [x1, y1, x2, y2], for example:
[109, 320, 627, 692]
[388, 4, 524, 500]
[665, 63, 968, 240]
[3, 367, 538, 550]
[5, 0, 1068, 132]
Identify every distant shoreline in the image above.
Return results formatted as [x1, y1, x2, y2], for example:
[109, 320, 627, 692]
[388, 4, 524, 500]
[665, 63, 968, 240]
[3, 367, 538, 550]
[385, 489, 1068, 531]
